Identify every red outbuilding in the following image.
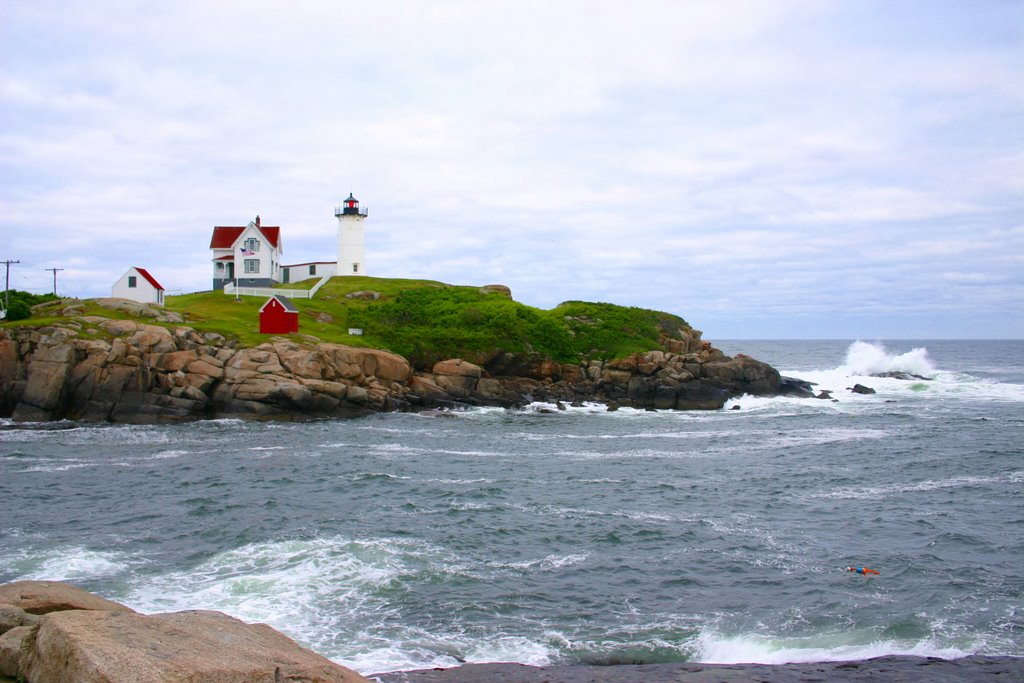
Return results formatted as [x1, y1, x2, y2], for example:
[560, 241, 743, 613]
[259, 295, 299, 334]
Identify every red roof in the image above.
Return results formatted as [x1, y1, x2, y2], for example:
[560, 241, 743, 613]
[133, 267, 164, 290]
[209, 225, 281, 249]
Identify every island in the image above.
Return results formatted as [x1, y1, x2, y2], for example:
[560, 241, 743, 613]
[0, 277, 803, 424]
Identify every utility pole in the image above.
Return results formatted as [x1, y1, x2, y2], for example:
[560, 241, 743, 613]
[44, 267, 64, 296]
[1, 259, 18, 311]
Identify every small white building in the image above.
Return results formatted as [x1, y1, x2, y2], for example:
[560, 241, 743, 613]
[281, 261, 337, 285]
[112, 267, 165, 306]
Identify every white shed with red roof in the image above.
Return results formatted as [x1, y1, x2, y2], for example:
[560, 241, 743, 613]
[112, 267, 165, 306]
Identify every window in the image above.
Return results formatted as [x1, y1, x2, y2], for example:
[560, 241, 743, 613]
[352, 263, 359, 273]
[243, 238, 260, 253]
[309, 264, 316, 275]
[128, 276, 137, 288]
[245, 259, 259, 274]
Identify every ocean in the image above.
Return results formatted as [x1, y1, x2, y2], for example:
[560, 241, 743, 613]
[1, 340, 1022, 676]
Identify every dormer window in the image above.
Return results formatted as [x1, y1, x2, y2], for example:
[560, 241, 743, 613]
[243, 238, 260, 253]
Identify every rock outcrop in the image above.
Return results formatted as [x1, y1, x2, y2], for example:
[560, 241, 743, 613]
[0, 314, 781, 423]
[0, 580, 369, 683]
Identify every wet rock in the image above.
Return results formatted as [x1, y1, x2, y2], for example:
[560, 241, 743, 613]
[778, 376, 816, 398]
[850, 384, 877, 395]
[873, 371, 931, 381]
[0, 581, 368, 683]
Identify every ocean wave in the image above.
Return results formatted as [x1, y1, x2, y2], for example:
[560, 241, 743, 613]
[815, 471, 1024, 500]
[488, 553, 590, 572]
[775, 342, 1024, 403]
[842, 341, 937, 377]
[690, 629, 970, 665]
[124, 534, 453, 670]
[4, 545, 133, 582]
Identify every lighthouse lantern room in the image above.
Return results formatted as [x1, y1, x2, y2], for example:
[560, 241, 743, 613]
[335, 193, 368, 275]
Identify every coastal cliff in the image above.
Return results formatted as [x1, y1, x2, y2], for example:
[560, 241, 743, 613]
[0, 309, 781, 423]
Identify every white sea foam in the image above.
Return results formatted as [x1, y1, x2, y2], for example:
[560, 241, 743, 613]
[491, 553, 590, 572]
[18, 459, 96, 472]
[125, 535, 448, 671]
[691, 629, 970, 664]
[816, 471, 1024, 500]
[842, 341, 938, 378]
[12, 546, 131, 582]
[352, 630, 557, 674]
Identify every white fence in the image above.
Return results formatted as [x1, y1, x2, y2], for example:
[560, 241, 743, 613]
[223, 276, 331, 299]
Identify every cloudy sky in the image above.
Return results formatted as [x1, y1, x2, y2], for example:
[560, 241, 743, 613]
[2, 1, 1021, 339]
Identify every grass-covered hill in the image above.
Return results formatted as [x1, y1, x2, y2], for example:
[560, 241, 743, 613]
[7, 277, 692, 370]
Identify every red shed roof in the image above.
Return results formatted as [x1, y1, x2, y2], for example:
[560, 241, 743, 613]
[259, 295, 300, 313]
[209, 224, 281, 249]
[133, 267, 164, 290]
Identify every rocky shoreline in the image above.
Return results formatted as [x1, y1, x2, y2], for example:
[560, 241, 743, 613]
[2, 581, 1018, 683]
[0, 301, 795, 424]
[370, 656, 1024, 683]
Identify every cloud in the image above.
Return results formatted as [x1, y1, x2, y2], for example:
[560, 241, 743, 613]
[1, 0, 1021, 338]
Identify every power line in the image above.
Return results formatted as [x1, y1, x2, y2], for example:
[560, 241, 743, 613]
[44, 267, 64, 296]
[2, 259, 19, 310]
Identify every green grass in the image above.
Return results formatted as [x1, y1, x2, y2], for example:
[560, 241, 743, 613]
[8, 277, 691, 369]
[274, 278, 320, 290]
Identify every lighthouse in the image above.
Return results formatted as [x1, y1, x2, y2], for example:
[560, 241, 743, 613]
[335, 193, 367, 276]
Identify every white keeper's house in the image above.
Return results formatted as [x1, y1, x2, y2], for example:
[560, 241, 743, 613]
[210, 194, 368, 290]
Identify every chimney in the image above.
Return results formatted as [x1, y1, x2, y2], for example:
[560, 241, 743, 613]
[255, 215, 261, 227]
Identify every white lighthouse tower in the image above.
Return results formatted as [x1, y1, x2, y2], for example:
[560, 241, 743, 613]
[335, 193, 367, 276]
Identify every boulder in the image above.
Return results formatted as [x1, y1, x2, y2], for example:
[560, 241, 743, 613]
[0, 581, 134, 616]
[10, 341, 76, 420]
[100, 319, 140, 336]
[344, 290, 380, 300]
[0, 582, 368, 683]
[674, 382, 731, 410]
[156, 349, 198, 372]
[479, 284, 512, 298]
[850, 383, 877, 395]
[873, 371, 931, 381]
[433, 359, 482, 378]
[778, 376, 816, 398]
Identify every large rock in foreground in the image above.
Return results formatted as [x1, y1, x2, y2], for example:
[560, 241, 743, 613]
[0, 580, 368, 683]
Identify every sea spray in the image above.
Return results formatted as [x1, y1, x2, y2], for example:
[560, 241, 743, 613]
[841, 341, 936, 377]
